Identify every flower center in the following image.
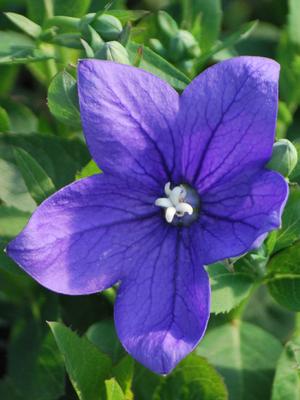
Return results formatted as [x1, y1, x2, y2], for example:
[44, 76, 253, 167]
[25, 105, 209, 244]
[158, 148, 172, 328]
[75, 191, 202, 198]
[155, 182, 200, 226]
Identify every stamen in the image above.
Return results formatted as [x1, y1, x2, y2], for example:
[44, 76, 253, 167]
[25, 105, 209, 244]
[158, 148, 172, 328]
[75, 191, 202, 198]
[155, 182, 194, 224]
[176, 203, 193, 215]
[166, 207, 176, 223]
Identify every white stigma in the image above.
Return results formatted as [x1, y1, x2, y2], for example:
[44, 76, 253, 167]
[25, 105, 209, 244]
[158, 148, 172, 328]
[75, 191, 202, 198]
[155, 182, 193, 223]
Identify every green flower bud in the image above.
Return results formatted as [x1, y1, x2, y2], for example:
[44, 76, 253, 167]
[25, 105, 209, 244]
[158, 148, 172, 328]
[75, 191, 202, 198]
[157, 11, 178, 42]
[95, 41, 130, 64]
[149, 38, 166, 57]
[267, 139, 298, 177]
[92, 15, 123, 41]
[169, 30, 200, 62]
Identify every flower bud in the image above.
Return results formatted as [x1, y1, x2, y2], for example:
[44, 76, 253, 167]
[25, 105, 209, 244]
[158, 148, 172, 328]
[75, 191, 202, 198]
[157, 11, 178, 41]
[169, 30, 200, 62]
[95, 41, 130, 64]
[149, 38, 166, 57]
[267, 139, 298, 177]
[92, 15, 123, 41]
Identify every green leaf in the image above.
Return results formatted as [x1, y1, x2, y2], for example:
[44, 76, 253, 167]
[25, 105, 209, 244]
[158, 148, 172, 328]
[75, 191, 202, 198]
[1, 99, 38, 134]
[49, 322, 112, 400]
[196, 21, 257, 69]
[26, 0, 54, 24]
[278, 31, 300, 106]
[153, 354, 228, 400]
[86, 320, 125, 363]
[267, 243, 300, 311]
[0, 205, 30, 239]
[112, 356, 134, 398]
[272, 336, 300, 400]
[76, 159, 101, 179]
[290, 143, 300, 182]
[244, 286, 295, 342]
[183, 0, 222, 51]
[7, 296, 65, 400]
[8, 331, 65, 400]
[0, 377, 23, 400]
[0, 31, 52, 65]
[0, 65, 19, 96]
[104, 378, 125, 400]
[0, 133, 90, 189]
[48, 70, 81, 128]
[197, 321, 282, 400]
[132, 364, 162, 400]
[0, 158, 36, 212]
[288, 0, 300, 46]
[274, 186, 300, 252]
[0, 106, 10, 132]
[127, 42, 190, 91]
[108, 10, 149, 23]
[54, 0, 91, 17]
[13, 147, 56, 204]
[0, 30, 34, 53]
[5, 12, 42, 39]
[208, 263, 255, 314]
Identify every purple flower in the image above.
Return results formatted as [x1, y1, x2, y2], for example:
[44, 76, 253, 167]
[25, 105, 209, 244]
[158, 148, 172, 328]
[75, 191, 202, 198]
[7, 57, 288, 374]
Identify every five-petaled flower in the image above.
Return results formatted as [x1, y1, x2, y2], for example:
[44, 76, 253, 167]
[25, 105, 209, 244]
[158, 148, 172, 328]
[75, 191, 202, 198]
[7, 56, 288, 374]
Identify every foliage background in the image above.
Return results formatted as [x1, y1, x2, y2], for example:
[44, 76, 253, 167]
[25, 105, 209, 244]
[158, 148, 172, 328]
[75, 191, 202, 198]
[0, 0, 300, 399]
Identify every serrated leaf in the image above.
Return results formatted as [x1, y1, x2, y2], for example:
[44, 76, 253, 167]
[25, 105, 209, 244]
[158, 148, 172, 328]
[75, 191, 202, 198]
[267, 243, 300, 311]
[5, 12, 42, 38]
[153, 354, 228, 400]
[104, 378, 125, 400]
[49, 322, 112, 400]
[197, 321, 282, 400]
[127, 42, 190, 91]
[13, 147, 56, 204]
[274, 186, 300, 252]
[272, 336, 300, 400]
[48, 70, 81, 128]
[208, 263, 255, 314]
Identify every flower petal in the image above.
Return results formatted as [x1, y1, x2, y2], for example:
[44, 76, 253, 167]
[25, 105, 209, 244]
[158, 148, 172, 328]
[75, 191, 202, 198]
[114, 228, 210, 374]
[191, 169, 288, 264]
[77, 60, 180, 189]
[179, 56, 280, 191]
[6, 174, 161, 294]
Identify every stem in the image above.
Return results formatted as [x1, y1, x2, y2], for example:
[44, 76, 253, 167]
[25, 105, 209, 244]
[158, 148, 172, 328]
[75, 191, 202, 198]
[44, 0, 54, 19]
[293, 313, 300, 338]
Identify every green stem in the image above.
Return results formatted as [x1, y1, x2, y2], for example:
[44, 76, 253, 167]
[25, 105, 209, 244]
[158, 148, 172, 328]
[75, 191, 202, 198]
[44, 0, 54, 19]
[293, 313, 300, 338]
